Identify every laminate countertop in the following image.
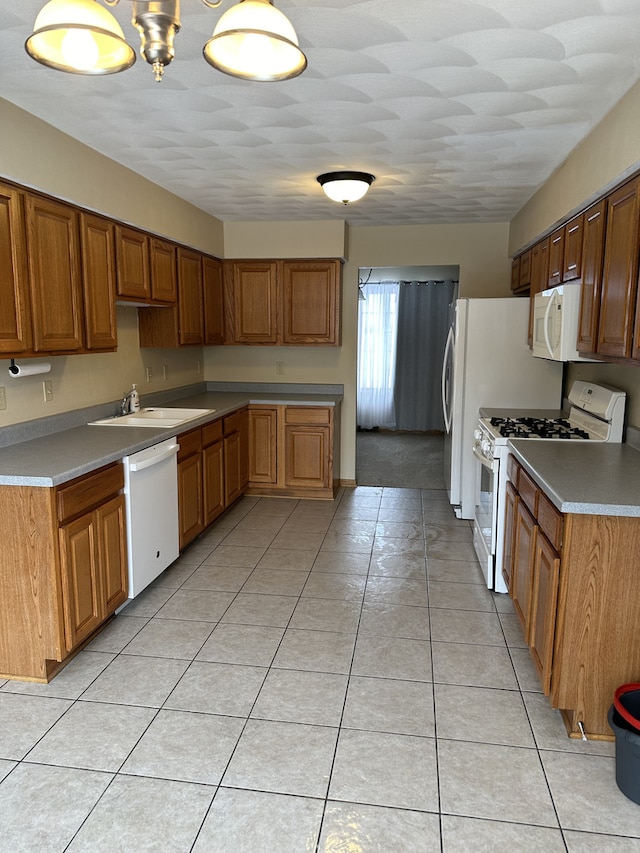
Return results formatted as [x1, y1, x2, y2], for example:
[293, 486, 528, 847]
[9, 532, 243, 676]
[507, 439, 640, 517]
[0, 391, 341, 487]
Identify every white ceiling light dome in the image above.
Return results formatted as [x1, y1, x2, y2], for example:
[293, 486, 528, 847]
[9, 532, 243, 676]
[317, 171, 376, 204]
[203, 0, 307, 82]
[25, 0, 135, 75]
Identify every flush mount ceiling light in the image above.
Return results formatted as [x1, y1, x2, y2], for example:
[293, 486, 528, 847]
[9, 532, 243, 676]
[25, 0, 307, 83]
[317, 171, 376, 205]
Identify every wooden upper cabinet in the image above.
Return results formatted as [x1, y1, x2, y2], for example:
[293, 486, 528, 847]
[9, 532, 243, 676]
[177, 247, 204, 345]
[528, 237, 549, 345]
[25, 194, 84, 352]
[511, 257, 520, 292]
[224, 258, 342, 346]
[80, 213, 118, 351]
[548, 227, 565, 287]
[282, 260, 341, 345]
[115, 225, 150, 301]
[563, 213, 583, 282]
[203, 255, 224, 345]
[577, 200, 606, 354]
[598, 177, 640, 358]
[0, 183, 31, 354]
[149, 237, 177, 303]
[225, 261, 279, 344]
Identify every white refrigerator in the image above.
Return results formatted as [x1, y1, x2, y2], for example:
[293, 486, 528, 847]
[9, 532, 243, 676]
[442, 297, 563, 519]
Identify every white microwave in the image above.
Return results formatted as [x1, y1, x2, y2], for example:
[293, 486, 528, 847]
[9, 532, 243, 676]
[532, 283, 597, 362]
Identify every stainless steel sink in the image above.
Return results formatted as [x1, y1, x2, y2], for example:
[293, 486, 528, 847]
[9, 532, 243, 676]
[89, 407, 215, 428]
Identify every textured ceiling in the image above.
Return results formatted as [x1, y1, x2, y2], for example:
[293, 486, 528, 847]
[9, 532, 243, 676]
[1, 1, 640, 226]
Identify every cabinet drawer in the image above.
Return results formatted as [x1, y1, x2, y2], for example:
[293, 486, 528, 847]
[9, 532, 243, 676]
[57, 463, 123, 523]
[202, 419, 223, 447]
[223, 410, 244, 436]
[517, 467, 539, 516]
[537, 491, 563, 551]
[177, 427, 202, 462]
[284, 406, 331, 425]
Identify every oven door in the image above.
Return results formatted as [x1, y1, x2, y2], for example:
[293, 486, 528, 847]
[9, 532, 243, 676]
[473, 443, 499, 589]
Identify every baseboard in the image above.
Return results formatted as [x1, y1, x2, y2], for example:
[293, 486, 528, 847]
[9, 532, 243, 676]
[340, 479, 357, 488]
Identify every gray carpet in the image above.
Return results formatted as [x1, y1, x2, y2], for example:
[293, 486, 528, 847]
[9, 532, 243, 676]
[356, 431, 446, 489]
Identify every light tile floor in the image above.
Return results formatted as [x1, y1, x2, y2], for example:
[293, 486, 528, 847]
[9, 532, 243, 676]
[1, 487, 640, 851]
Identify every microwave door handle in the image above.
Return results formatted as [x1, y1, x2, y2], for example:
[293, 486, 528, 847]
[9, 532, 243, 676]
[442, 325, 454, 434]
[543, 290, 557, 357]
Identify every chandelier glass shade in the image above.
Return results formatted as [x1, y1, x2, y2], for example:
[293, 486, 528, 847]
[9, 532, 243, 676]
[317, 171, 376, 204]
[203, 0, 307, 81]
[25, 0, 307, 82]
[25, 0, 136, 75]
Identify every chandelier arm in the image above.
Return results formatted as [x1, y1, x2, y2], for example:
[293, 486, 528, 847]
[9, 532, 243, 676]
[103, 0, 121, 6]
[200, 0, 224, 7]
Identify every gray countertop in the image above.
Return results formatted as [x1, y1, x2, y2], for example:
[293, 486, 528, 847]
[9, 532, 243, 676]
[0, 391, 341, 487]
[508, 440, 640, 516]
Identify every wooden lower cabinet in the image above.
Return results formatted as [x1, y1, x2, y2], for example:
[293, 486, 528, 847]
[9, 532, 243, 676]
[177, 410, 248, 550]
[177, 428, 204, 550]
[0, 462, 127, 682]
[246, 404, 338, 499]
[504, 454, 640, 738]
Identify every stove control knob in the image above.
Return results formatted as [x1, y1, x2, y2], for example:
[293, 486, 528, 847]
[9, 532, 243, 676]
[481, 438, 492, 457]
[473, 429, 482, 441]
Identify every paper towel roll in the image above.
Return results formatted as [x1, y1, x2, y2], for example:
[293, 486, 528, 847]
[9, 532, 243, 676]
[8, 361, 52, 378]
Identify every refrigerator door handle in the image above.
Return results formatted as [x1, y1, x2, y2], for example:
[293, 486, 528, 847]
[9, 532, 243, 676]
[442, 324, 454, 434]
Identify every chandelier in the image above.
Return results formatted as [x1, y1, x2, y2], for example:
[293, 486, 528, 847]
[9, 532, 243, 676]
[25, 0, 307, 82]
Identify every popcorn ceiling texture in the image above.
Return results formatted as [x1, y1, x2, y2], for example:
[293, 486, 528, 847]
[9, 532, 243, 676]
[1, 0, 640, 226]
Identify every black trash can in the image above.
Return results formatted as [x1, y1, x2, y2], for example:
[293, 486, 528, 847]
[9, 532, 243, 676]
[608, 683, 640, 805]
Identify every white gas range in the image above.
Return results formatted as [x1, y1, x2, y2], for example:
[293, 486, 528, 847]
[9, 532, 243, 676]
[472, 380, 626, 593]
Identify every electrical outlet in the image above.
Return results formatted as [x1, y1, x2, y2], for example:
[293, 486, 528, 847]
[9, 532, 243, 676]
[162, 364, 168, 380]
[276, 362, 285, 375]
[0, 386, 6, 410]
[43, 380, 53, 402]
[146, 367, 153, 383]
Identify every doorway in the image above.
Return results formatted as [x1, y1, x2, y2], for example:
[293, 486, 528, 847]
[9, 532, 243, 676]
[356, 265, 459, 489]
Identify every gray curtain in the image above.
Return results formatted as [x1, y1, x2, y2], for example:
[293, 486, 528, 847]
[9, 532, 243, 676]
[393, 280, 457, 431]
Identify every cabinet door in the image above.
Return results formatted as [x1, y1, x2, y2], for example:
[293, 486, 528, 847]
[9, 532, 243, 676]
[284, 424, 331, 489]
[25, 194, 84, 352]
[528, 238, 549, 346]
[282, 260, 341, 345]
[502, 481, 518, 591]
[518, 251, 531, 290]
[548, 228, 564, 288]
[0, 183, 31, 354]
[115, 225, 150, 301]
[529, 531, 560, 695]
[510, 257, 520, 292]
[178, 451, 204, 549]
[203, 255, 224, 345]
[203, 440, 225, 526]
[177, 247, 204, 345]
[228, 261, 279, 343]
[598, 178, 640, 358]
[80, 213, 118, 351]
[563, 214, 583, 282]
[248, 407, 278, 484]
[98, 494, 128, 614]
[224, 431, 243, 505]
[59, 512, 104, 651]
[577, 200, 606, 354]
[150, 237, 177, 303]
[511, 500, 537, 639]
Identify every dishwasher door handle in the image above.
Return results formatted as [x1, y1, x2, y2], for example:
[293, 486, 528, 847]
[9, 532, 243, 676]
[128, 442, 179, 472]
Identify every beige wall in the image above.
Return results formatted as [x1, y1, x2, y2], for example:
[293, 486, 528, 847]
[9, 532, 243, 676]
[0, 97, 223, 428]
[508, 81, 640, 428]
[509, 81, 640, 255]
[209, 220, 512, 481]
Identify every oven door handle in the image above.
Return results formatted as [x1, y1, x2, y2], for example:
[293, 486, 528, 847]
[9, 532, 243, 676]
[473, 444, 499, 473]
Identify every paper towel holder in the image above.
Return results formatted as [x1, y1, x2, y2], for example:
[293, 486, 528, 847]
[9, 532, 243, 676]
[8, 358, 52, 378]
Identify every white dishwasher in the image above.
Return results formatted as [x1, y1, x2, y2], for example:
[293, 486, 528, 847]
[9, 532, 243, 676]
[123, 436, 180, 598]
